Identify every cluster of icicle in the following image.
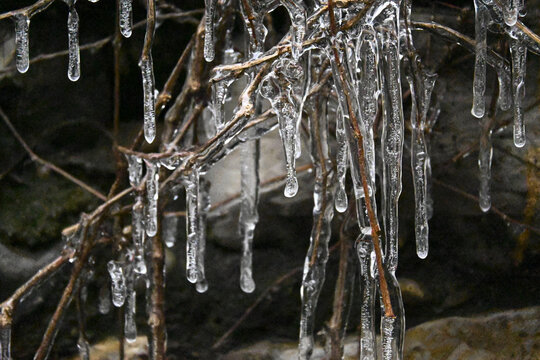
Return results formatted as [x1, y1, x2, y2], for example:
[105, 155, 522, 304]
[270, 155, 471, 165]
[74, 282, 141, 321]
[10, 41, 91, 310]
[471, 0, 532, 213]
[1, 0, 535, 359]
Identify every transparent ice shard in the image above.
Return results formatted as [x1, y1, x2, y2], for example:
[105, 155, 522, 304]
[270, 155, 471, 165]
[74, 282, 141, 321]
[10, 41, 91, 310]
[335, 105, 349, 213]
[239, 140, 259, 293]
[0, 324, 11, 360]
[472, 0, 488, 118]
[299, 91, 334, 360]
[204, 0, 218, 62]
[98, 283, 111, 314]
[124, 269, 137, 343]
[132, 195, 147, 275]
[510, 37, 527, 148]
[163, 215, 178, 248]
[144, 160, 159, 238]
[67, 6, 80, 81]
[196, 179, 210, 293]
[14, 14, 30, 74]
[140, 55, 156, 144]
[356, 239, 377, 360]
[185, 168, 200, 284]
[77, 336, 90, 360]
[126, 154, 144, 188]
[108, 260, 127, 307]
[281, 1, 307, 60]
[478, 114, 493, 212]
[119, 0, 133, 38]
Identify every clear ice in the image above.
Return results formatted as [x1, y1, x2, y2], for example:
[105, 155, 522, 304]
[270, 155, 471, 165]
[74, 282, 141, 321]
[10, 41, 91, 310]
[14, 15, 30, 74]
[119, 0, 133, 38]
[140, 56, 156, 144]
[67, 5, 80, 81]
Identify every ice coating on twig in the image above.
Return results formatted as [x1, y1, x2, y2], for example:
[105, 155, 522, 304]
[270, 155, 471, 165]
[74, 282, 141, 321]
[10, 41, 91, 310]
[140, 56, 156, 144]
[239, 140, 259, 293]
[281, 1, 307, 60]
[472, 0, 488, 118]
[211, 75, 235, 132]
[119, 0, 133, 38]
[335, 106, 348, 213]
[203, 0, 218, 62]
[108, 260, 127, 307]
[196, 179, 210, 293]
[185, 168, 200, 284]
[496, 66, 512, 111]
[510, 37, 527, 148]
[144, 160, 159, 238]
[67, 5, 80, 81]
[478, 114, 493, 212]
[14, 14, 30, 74]
[356, 239, 377, 360]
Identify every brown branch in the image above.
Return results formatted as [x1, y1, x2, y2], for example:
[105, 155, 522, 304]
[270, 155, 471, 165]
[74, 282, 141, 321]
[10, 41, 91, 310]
[148, 229, 166, 360]
[327, 0, 394, 318]
[0, 106, 107, 201]
[432, 178, 540, 235]
[0, 0, 54, 20]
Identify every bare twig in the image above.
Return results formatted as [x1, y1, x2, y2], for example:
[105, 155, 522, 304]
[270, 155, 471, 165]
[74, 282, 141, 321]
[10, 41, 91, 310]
[0, 106, 107, 201]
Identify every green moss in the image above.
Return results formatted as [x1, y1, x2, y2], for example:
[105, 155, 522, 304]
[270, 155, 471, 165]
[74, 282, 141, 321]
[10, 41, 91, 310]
[0, 169, 99, 249]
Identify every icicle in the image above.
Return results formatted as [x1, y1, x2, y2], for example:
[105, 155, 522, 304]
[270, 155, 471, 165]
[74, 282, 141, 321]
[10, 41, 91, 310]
[132, 196, 147, 274]
[356, 239, 377, 360]
[14, 14, 30, 74]
[496, 67, 512, 111]
[0, 323, 11, 360]
[77, 336, 90, 360]
[185, 168, 200, 284]
[260, 58, 303, 198]
[140, 55, 156, 144]
[379, 15, 405, 274]
[67, 5, 80, 81]
[357, 25, 379, 191]
[211, 75, 235, 132]
[472, 0, 488, 118]
[196, 179, 210, 293]
[204, 0, 218, 62]
[478, 114, 493, 212]
[125, 266, 137, 343]
[162, 215, 178, 248]
[405, 57, 436, 260]
[335, 105, 349, 213]
[379, 269, 405, 360]
[98, 283, 111, 314]
[299, 92, 334, 360]
[281, 1, 307, 60]
[502, 0, 519, 26]
[510, 37, 527, 148]
[119, 0, 133, 38]
[126, 154, 144, 188]
[108, 260, 127, 307]
[239, 141, 260, 293]
[144, 160, 159, 238]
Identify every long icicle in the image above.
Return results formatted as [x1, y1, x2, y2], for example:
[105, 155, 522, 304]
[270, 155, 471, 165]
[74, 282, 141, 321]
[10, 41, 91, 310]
[14, 14, 30, 74]
[378, 4, 405, 358]
[67, 3, 80, 81]
[185, 168, 200, 284]
[140, 0, 157, 144]
[472, 0, 488, 118]
[298, 91, 334, 360]
[478, 113, 493, 212]
[356, 238, 377, 360]
[239, 140, 260, 293]
[510, 37, 527, 148]
[196, 179, 210, 293]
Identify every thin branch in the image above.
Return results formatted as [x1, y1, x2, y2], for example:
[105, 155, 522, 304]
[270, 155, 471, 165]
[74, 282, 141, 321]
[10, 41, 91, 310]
[0, 106, 107, 201]
[0, 0, 54, 20]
